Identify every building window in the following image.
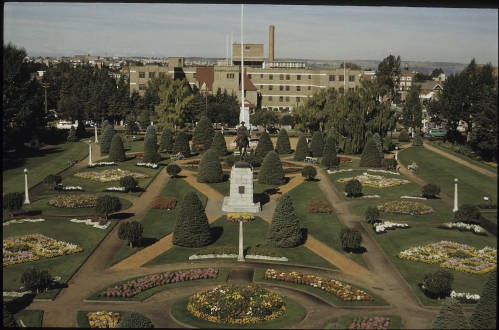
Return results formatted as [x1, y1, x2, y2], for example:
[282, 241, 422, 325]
[279, 96, 284, 102]
[296, 97, 301, 102]
[349, 75, 355, 82]
[339, 87, 345, 94]
[296, 86, 301, 91]
[193, 73, 196, 78]
[285, 96, 290, 102]
[260, 74, 264, 78]
[308, 75, 312, 79]
[297, 74, 301, 80]
[149, 72, 155, 78]
[280, 74, 284, 80]
[139, 84, 145, 90]
[269, 85, 273, 91]
[227, 73, 234, 79]
[308, 86, 311, 90]
[285, 85, 290, 91]
[339, 75, 344, 81]
[139, 72, 145, 78]
[279, 85, 283, 91]
[286, 74, 290, 80]
[268, 96, 273, 101]
[349, 87, 354, 92]
[159, 72, 166, 78]
[329, 75, 335, 81]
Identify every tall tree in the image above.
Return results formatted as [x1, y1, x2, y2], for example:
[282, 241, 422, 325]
[432, 298, 470, 329]
[258, 151, 285, 185]
[321, 135, 339, 168]
[173, 192, 211, 247]
[402, 85, 423, 133]
[191, 116, 215, 152]
[153, 76, 194, 128]
[275, 128, 292, 154]
[143, 125, 160, 163]
[197, 149, 224, 183]
[376, 54, 401, 103]
[294, 135, 309, 161]
[267, 194, 302, 247]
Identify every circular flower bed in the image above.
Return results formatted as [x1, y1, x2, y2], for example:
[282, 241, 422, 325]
[377, 200, 433, 215]
[338, 174, 409, 188]
[187, 284, 286, 325]
[48, 194, 97, 208]
[75, 168, 147, 182]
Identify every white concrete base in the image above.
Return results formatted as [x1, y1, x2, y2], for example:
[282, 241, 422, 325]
[222, 197, 260, 213]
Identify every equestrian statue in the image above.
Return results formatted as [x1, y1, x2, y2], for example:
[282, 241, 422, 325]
[235, 121, 250, 160]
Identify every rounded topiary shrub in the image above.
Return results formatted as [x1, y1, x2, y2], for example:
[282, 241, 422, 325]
[197, 149, 224, 183]
[3, 192, 23, 215]
[120, 175, 138, 192]
[422, 269, 454, 299]
[191, 116, 215, 152]
[365, 206, 380, 224]
[108, 134, 126, 162]
[143, 125, 160, 163]
[398, 129, 410, 142]
[166, 163, 182, 177]
[294, 135, 309, 161]
[360, 137, 382, 168]
[345, 179, 362, 197]
[454, 204, 481, 223]
[412, 133, 423, 147]
[159, 127, 174, 153]
[254, 131, 274, 164]
[310, 131, 324, 157]
[100, 124, 116, 155]
[267, 194, 302, 248]
[382, 158, 397, 171]
[95, 195, 122, 220]
[275, 128, 291, 154]
[301, 165, 317, 180]
[43, 174, 62, 185]
[321, 136, 339, 168]
[422, 183, 440, 198]
[258, 151, 285, 185]
[173, 131, 191, 157]
[339, 227, 362, 252]
[67, 126, 78, 142]
[173, 191, 212, 247]
[211, 131, 228, 156]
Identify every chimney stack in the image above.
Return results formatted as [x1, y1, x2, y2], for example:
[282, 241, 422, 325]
[269, 25, 275, 63]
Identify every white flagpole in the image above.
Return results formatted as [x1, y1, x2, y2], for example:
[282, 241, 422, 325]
[240, 4, 246, 126]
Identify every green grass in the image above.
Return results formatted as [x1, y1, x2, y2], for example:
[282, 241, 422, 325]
[398, 146, 497, 205]
[145, 216, 336, 270]
[87, 268, 229, 301]
[15, 310, 43, 328]
[76, 310, 153, 328]
[253, 268, 387, 307]
[3, 142, 88, 193]
[324, 314, 401, 329]
[481, 211, 497, 223]
[426, 140, 497, 171]
[170, 294, 307, 329]
[3, 218, 115, 299]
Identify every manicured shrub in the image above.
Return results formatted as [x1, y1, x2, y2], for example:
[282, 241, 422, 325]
[365, 206, 380, 224]
[173, 192, 212, 247]
[21, 267, 52, 294]
[118, 221, 143, 248]
[126, 119, 139, 136]
[294, 135, 309, 161]
[280, 114, 294, 126]
[345, 179, 362, 197]
[43, 174, 62, 185]
[159, 126, 174, 153]
[372, 133, 383, 158]
[454, 204, 481, 222]
[383, 135, 394, 151]
[191, 116, 215, 152]
[470, 270, 496, 329]
[360, 137, 383, 168]
[108, 134, 126, 162]
[3, 192, 23, 215]
[267, 194, 302, 248]
[117, 313, 154, 328]
[339, 228, 362, 252]
[301, 165, 317, 180]
[211, 131, 228, 156]
[254, 131, 274, 164]
[275, 128, 291, 154]
[166, 163, 182, 177]
[310, 131, 324, 157]
[382, 158, 397, 171]
[413, 133, 423, 147]
[258, 151, 285, 185]
[422, 183, 441, 198]
[100, 124, 116, 155]
[173, 131, 191, 157]
[67, 126, 78, 142]
[197, 149, 224, 183]
[95, 195, 122, 220]
[321, 135, 339, 168]
[432, 298, 470, 329]
[423, 269, 454, 299]
[143, 125, 160, 163]
[398, 129, 409, 142]
[120, 175, 138, 192]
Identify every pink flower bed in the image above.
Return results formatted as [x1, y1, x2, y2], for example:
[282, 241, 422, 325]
[349, 316, 390, 329]
[99, 268, 218, 298]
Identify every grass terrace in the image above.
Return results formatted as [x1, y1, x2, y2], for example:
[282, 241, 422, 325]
[14, 310, 43, 328]
[426, 140, 497, 171]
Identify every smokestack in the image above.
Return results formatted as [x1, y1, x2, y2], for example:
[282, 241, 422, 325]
[269, 25, 275, 63]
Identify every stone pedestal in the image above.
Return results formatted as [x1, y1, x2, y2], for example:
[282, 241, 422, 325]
[222, 162, 260, 213]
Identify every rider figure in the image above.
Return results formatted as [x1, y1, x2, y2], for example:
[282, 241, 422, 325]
[236, 121, 250, 159]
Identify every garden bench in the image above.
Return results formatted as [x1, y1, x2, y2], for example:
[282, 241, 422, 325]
[305, 156, 318, 165]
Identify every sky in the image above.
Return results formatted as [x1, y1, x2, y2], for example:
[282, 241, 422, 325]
[3, 3, 498, 64]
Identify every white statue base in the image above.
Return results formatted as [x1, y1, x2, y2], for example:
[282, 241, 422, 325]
[222, 162, 260, 213]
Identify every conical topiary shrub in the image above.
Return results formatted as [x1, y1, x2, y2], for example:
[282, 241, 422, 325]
[211, 131, 228, 156]
[432, 298, 470, 329]
[100, 124, 116, 155]
[173, 131, 191, 157]
[267, 194, 302, 247]
[67, 126, 78, 142]
[159, 127, 174, 153]
[143, 125, 160, 163]
[197, 149, 224, 183]
[310, 131, 324, 157]
[108, 134, 126, 162]
[275, 128, 291, 154]
[258, 151, 285, 185]
[398, 129, 409, 142]
[321, 135, 339, 168]
[372, 132, 384, 158]
[254, 131, 274, 164]
[360, 137, 382, 168]
[413, 132, 423, 147]
[100, 119, 110, 142]
[191, 116, 215, 152]
[173, 192, 212, 247]
[470, 270, 496, 329]
[294, 135, 309, 161]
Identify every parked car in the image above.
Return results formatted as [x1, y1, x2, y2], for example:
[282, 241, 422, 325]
[266, 126, 280, 134]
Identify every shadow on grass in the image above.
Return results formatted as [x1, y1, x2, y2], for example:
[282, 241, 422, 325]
[139, 237, 158, 247]
[305, 178, 320, 182]
[4, 294, 36, 314]
[110, 212, 134, 220]
[300, 228, 308, 245]
[210, 226, 224, 243]
[3, 147, 65, 170]
[344, 246, 367, 254]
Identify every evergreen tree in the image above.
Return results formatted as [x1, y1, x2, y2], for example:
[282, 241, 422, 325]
[173, 192, 211, 247]
[310, 131, 324, 157]
[100, 120, 110, 141]
[398, 129, 410, 142]
[211, 131, 228, 156]
[321, 135, 339, 168]
[301, 165, 317, 180]
[470, 270, 496, 329]
[254, 131, 274, 164]
[372, 132, 384, 158]
[159, 126, 174, 153]
[143, 125, 160, 163]
[76, 120, 86, 138]
[267, 194, 302, 247]
[120, 175, 138, 192]
[345, 179, 363, 197]
[191, 116, 215, 152]
[258, 151, 285, 185]
[339, 227, 362, 252]
[108, 134, 126, 162]
[173, 131, 191, 157]
[166, 163, 182, 177]
[432, 298, 470, 329]
[360, 137, 383, 168]
[423, 269, 454, 299]
[95, 195, 122, 220]
[294, 135, 309, 161]
[197, 149, 224, 183]
[67, 126, 78, 142]
[275, 128, 292, 154]
[100, 124, 115, 155]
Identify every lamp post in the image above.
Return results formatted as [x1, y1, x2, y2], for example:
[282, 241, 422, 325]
[24, 168, 30, 204]
[238, 220, 244, 262]
[94, 124, 98, 143]
[453, 178, 459, 212]
[88, 140, 93, 166]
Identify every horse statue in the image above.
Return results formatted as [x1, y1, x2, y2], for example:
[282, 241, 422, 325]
[235, 122, 250, 160]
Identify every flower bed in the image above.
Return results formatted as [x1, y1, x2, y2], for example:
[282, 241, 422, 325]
[151, 197, 177, 209]
[3, 233, 83, 266]
[48, 194, 97, 208]
[327, 168, 354, 175]
[339, 156, 352, 163]
[87, 311, 120, 328]
[264, 269, 373, 301]
[55, 184, 84, 191]
[75, 168, 147, 182]
[136, 162, 158, 169]
[87, 162, 116, 168]
[187, 284, 286, 325]
[226, 213, 255, 223]
[440, 222, 485, 234]
[377, 201, 433, 215]
[98, 268, 218, 298]
[367, 169, 399, 175]
[398, 241, 497, 274]
[338, 173, 409, 188]
[69, 218, 110, 230]
[450, 290, 480, 303]
[3, 218, 45, 226]
[373, 221, 409, 233]
[307, 200, 333, 213]
[349, 316, 391, 329]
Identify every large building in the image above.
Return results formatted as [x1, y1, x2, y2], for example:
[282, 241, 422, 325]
[129, 25, 366, 113]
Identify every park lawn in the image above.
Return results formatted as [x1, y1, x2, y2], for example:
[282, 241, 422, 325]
[398, 146, 497, 205]
[426, 140, 497, 172]
[325, 314, 401, 329]
[360, 222, 497, 306]
[2, 218, 115, 299]
[3, 142, 88, 193]
[15, 310, 43, 328]
[481, 211, 497, 223]
[287, 181, 367, 268]
[145, 216, 336, 270]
